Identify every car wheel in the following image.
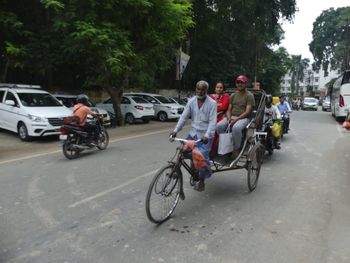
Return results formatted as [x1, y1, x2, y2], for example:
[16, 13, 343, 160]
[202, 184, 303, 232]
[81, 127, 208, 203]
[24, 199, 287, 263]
[125, 113, 135, 124]
[158, 112, 168, 122]
[18, 122, 31, 141]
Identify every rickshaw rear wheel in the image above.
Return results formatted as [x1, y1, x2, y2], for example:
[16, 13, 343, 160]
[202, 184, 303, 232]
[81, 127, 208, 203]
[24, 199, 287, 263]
[247, 143, 263, 191]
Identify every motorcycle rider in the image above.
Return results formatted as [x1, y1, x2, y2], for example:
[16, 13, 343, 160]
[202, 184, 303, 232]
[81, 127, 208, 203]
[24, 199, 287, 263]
[277, 94, 291, 133]
[73, 94, 99, 143]
[264, 95, 281, 150]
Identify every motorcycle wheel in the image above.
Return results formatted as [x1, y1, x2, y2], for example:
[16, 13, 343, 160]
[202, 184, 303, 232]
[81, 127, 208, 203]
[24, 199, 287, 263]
[97, 129, 109, 150]
[62, 137, 80, 160]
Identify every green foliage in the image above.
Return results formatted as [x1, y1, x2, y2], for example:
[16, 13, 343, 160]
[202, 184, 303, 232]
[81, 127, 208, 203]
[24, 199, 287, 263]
[184, 0, 297, 92]
[287, 55, 309, 96]
[309, 7, 350, 75]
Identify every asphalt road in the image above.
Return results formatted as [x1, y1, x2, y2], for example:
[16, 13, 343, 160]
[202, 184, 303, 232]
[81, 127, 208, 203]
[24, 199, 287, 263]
[0, 109, 349, 263]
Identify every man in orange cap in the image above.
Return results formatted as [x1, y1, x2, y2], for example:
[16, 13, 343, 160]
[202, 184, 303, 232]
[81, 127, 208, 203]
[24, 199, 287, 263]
[216, 75, 255, 159]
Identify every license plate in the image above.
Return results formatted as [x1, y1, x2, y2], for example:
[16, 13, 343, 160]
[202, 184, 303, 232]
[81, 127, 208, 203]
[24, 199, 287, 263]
[59, 134, 67, 140]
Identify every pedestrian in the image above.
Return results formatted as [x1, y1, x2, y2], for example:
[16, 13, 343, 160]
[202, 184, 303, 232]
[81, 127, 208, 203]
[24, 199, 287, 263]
[170, 80, 217, 192]
[216, 75, 255, 160]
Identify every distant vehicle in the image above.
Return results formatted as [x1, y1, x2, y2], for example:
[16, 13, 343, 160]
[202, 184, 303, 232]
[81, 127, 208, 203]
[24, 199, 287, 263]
[322, 96, 331, 111]
[125, 93, 184, 122]
[170, 96, 188, 106]
[330, 70, 350, 121]
[96, 95, 155, 124]
[0, 83, 72, 141]
[302, 97, 318, 111]
[53, 94, 111, 126]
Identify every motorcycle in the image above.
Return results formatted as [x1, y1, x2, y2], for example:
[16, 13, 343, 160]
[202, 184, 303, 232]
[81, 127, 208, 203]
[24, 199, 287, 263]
[291, 102, 300, 111]
[280, 112, 290, 137]
[60, 115, 109, 159]
[261, 118, 282, 155]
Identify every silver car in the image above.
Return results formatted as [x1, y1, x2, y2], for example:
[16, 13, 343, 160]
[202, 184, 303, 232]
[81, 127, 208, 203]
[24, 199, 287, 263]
[302, 97, 318, 111]
[322, 96, 330, 111]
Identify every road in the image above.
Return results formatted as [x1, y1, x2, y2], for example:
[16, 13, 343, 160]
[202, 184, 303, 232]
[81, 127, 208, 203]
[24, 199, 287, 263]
[0, 110, 349, 263]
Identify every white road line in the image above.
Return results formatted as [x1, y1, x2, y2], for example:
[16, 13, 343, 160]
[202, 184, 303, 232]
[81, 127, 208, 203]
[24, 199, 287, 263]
[28, 168, 60, 227]
[0, 150, 61, 165]
[68, 169, 158, 208]
[0, 128, 171, 165]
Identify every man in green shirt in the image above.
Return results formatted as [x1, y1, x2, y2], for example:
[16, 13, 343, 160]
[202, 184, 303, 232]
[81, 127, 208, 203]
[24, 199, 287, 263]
[216, 75, 255, 159]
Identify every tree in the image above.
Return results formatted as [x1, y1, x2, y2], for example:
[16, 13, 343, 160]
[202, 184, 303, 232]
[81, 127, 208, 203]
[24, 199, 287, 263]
[309, 7, 350, 75]
[185, 0, 297, 90]
[57, 0, 193, 125]
[0, 5, 28, 81]
[288, 55, 309, 96]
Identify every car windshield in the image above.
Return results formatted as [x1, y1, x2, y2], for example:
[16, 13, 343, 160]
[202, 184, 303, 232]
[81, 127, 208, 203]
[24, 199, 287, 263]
[324, 97, 330, 102]
[87, 99, 95, 107]
[131, 97, 149, 104]
[154, 96, 174, 104]
[304, 98, 317, 103]
[56, 97, 76, 107]
[18, 93, 62, 107]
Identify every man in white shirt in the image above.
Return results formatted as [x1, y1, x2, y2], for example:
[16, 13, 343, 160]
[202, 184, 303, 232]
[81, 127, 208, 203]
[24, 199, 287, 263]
[170, 80, 217, 191]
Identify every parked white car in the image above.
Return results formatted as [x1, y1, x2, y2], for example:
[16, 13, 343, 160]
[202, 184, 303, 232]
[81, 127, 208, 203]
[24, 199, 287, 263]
[53, 94, 111, 126]
[0, 84, 72, 141]
[126, 93, 184, 121]
[96, 95, 154, 124]
[322, 96, 330, 111]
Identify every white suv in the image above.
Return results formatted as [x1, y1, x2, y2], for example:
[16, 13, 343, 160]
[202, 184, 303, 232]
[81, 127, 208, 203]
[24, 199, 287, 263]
[0, 84, 72, 141]
[96, 95, 155, 124]
[126, 93, 184, 121]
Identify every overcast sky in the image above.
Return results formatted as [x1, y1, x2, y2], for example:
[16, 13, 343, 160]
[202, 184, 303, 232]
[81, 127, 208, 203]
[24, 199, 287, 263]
[280, 0, 350, 61]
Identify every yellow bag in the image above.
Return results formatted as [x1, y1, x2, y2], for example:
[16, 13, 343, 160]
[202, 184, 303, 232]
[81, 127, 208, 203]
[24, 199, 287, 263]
[271, 121, 282, 138]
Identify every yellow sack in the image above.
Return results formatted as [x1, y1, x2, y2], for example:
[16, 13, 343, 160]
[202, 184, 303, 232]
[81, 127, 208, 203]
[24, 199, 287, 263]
[271, 121, 282, 138]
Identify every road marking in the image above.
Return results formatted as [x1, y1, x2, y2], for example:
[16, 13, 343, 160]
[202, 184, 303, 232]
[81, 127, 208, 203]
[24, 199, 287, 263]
[0, 150, 62, 165]
[28, 166, 60, 227]
[68, 169, 157, 208]
[0, 128, 172, 165]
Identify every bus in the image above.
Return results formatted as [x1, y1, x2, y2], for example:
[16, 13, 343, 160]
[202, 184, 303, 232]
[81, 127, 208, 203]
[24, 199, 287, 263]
[330, 70, 350, 121]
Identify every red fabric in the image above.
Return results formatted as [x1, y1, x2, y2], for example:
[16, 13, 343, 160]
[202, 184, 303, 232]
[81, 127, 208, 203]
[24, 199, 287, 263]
[183, 140, 208, 171]
[210, 93, 230, 123]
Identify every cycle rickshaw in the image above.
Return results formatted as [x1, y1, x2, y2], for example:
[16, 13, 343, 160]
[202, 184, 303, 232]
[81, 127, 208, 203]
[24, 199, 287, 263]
[146, 90, 267, 224]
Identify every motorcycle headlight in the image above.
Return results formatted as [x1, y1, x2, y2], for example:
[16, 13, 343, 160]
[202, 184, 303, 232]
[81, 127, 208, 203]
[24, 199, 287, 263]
[28, 114, 46, 122]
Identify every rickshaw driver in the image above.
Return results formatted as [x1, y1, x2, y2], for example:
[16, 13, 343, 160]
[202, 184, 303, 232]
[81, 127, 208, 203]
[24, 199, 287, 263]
[216, 75, 255, 159]
[170, 80, 217, 192]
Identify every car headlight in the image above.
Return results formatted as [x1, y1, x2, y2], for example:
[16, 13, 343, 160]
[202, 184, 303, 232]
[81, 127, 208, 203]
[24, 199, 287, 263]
[28, 114, 46, 122]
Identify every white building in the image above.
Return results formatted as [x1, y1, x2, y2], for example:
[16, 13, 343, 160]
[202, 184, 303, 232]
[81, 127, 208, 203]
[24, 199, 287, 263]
[280, 67, 340, 97]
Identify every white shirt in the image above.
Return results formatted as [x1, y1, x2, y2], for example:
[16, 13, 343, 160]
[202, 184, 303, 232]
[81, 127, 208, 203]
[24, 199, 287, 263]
[174, 95, 217, 138]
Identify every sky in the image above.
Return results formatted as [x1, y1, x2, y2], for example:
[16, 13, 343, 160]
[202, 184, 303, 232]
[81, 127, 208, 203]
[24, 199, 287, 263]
[280, 0, 350, 61]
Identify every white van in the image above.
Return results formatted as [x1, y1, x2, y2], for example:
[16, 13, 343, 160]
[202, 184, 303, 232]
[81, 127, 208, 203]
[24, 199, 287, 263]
[0, 84, 72, 141]
[331, 70, 350, 121]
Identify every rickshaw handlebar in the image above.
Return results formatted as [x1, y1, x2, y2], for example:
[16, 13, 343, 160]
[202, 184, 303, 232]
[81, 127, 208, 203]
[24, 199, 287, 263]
[169, 137, 202, 144]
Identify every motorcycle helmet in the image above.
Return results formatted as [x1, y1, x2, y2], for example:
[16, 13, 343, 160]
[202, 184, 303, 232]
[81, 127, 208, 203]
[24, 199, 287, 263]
[76, 94, 89, 106]
[266, 95, 273, 105]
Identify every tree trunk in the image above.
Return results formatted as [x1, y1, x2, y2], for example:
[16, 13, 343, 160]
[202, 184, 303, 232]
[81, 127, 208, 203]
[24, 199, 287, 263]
[1, 59, 10, 82]
[105, 85, 124, 126]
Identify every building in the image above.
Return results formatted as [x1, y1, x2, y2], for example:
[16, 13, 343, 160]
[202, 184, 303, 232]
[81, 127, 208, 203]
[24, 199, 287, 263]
[280, 67, 339, 98]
